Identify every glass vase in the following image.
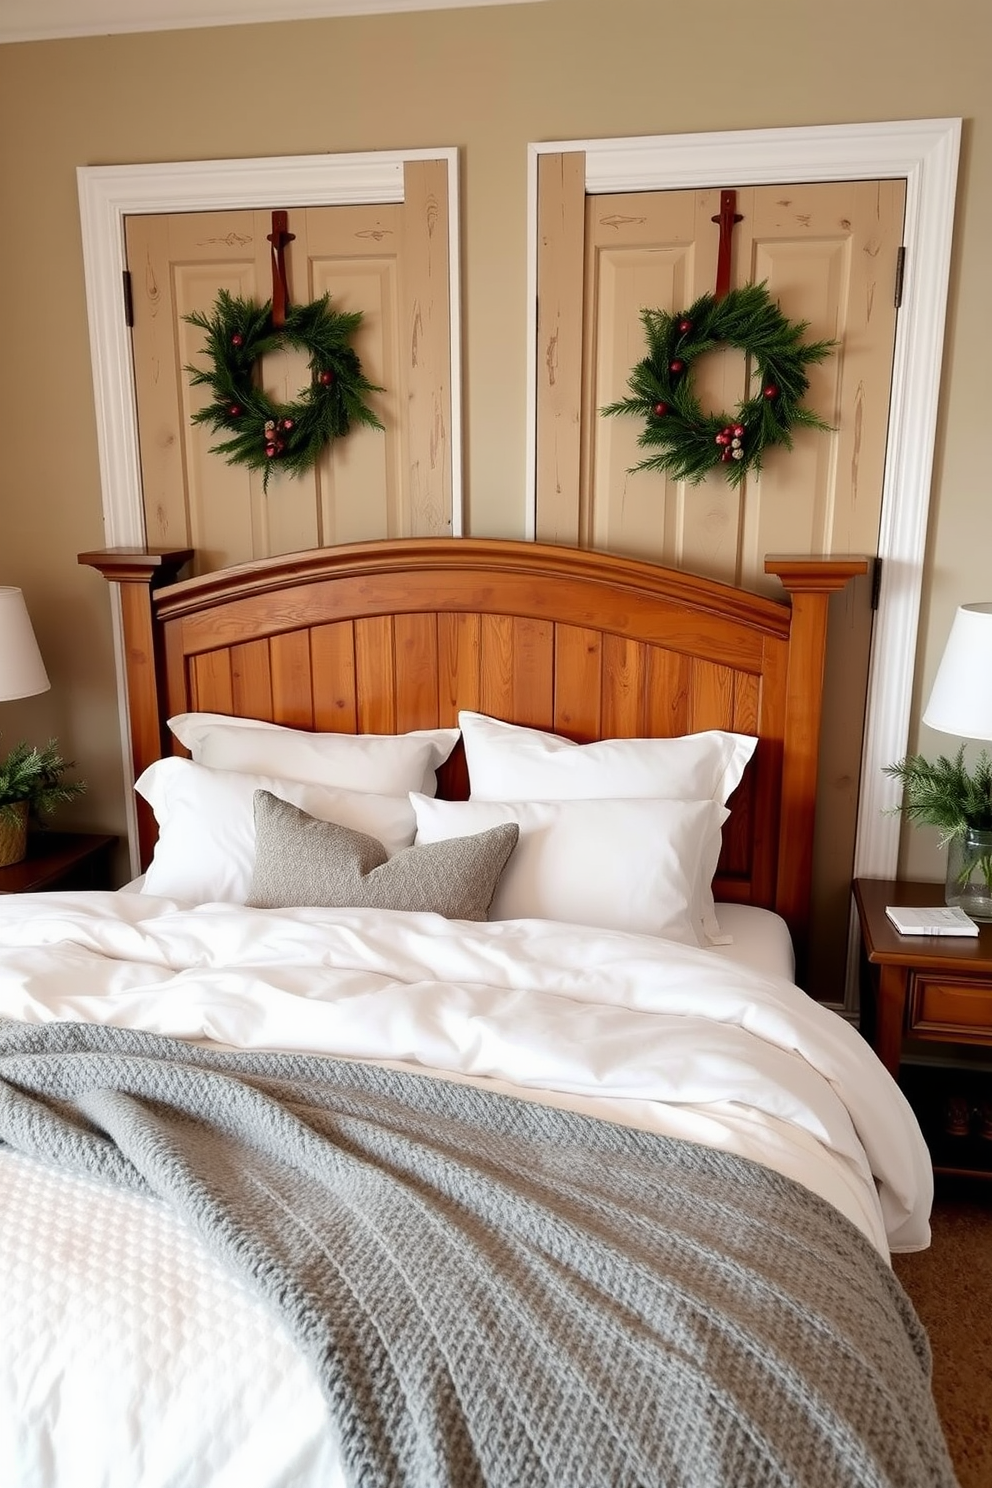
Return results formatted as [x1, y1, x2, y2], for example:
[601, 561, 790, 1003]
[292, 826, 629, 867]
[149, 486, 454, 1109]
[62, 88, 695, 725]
[945, 827, 992, 922]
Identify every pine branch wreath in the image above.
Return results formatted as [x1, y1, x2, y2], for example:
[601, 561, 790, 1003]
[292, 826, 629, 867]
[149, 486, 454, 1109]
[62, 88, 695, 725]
[185, 290, 384, 491]
[601, 282, 836, 489]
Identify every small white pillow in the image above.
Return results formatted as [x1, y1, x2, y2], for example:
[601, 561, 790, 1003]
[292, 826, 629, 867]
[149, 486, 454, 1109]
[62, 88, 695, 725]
[168, 713, 460, 797]
[136, 757, 417, 904]
[411, 794, 729, 946]
[459, 711, 755, 805]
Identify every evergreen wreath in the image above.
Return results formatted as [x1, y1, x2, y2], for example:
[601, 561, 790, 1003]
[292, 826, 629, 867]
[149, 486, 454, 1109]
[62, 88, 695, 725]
[185, 289, 384, 491]
[601, 282, 836, 489]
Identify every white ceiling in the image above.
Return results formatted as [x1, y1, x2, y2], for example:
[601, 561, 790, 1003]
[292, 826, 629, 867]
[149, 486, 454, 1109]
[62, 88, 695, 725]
[0, 0, 542, 44]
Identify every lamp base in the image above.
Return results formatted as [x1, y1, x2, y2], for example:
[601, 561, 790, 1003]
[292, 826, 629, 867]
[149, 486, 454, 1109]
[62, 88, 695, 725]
[0, 803, 28, 867]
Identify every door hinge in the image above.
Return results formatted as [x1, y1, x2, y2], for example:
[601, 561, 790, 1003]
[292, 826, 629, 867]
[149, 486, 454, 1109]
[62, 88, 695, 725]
[870, 557, 883, 611]
[894, 247, 906, 310]
[122, 269, 134, 328]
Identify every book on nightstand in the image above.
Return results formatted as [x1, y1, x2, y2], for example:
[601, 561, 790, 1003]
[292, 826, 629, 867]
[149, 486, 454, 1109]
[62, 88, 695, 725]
[884, 904, 980, 937]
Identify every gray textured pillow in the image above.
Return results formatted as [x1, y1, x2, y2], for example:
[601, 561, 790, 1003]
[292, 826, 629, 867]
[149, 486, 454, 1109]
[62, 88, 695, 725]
[247, 789, 519, 919]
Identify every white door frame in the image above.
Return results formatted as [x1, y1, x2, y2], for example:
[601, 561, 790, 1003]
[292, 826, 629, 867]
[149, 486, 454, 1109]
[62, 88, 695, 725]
[77, 146, 462, 874]
[525, 119, 961, 914]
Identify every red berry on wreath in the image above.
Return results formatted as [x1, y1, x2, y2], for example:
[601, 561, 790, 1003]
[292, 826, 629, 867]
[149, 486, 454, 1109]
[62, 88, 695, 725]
[281, 418, 294, 430]
[669, 359, 685, 375]
[715, 433, 730, 446]
[763, 385, 779, 400]
[319, 370, 335, 386]
[231, 333, 243, 347]
[732, 424, 745, 438]
[228, 405, 242, 418]
[653, 402, 669, 417]
[265, 444, 276, 457]
[677, 319, 692, 334]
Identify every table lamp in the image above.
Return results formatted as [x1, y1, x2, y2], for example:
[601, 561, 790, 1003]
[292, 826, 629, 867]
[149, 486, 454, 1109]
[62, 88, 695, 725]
[918, 601, 992, 918]
[0, 587, 52, 867]
[923, 602, 992, 742]
[0, 586, 50, 703]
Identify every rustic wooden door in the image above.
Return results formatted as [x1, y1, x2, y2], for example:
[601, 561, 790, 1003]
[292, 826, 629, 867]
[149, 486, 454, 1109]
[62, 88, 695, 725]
[126, 159, 453, 575]
[535, 163, 906, 1001]
[536, 166, 904, 580]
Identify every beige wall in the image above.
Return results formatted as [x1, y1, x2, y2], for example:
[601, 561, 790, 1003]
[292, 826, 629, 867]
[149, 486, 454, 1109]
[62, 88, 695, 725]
[0, 0, 987, 886]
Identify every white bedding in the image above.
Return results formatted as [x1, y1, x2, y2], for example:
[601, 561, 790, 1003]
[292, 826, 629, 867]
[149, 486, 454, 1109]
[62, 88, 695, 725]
[0, 890, 932, 1488]
[710, 900, 796, 980]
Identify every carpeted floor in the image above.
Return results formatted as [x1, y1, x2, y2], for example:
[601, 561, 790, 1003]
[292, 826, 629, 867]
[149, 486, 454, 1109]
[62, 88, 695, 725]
[892, 1182, 992, 1488]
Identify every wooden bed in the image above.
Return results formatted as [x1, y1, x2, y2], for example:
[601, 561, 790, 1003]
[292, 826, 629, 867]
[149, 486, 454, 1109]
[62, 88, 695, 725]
[80, 537, 866, 976]
[3, 538, 954, 1488]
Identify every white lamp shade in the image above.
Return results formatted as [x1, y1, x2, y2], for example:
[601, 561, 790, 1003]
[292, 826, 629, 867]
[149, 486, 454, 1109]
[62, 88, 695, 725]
[922, 602, 992, 741]
[0, 587, 51, 702]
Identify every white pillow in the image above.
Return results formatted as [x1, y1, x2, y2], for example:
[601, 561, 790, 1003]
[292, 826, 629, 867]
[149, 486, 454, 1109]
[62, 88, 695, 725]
[136, 757, 417, 904]
[168, 713, 460, 797]
[458, 711, 755, 805]
[411, 794, 729, 946]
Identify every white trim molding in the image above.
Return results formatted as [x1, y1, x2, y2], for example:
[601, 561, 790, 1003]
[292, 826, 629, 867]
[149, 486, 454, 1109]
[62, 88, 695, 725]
[525, 118, 961, 916]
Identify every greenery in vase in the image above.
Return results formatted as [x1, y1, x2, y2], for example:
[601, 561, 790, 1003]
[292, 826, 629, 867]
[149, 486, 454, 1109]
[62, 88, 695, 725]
[884, 745, 992, 894]
[884, 745, 992, 837]
[0, 739, 86, 826]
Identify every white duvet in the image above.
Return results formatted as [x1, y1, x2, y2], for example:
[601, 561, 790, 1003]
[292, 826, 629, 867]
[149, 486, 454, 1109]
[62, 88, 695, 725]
[0, 890, 934, 1488]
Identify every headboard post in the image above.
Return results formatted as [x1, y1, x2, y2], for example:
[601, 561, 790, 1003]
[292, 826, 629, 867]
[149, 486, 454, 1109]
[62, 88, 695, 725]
[78, 547, 193, 866]
[764, 555, 870, 975]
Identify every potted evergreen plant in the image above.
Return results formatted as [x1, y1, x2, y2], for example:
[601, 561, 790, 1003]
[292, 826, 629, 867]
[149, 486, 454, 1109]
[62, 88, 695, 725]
[0, 739, 86, 867]
[884, 744, 992, 919]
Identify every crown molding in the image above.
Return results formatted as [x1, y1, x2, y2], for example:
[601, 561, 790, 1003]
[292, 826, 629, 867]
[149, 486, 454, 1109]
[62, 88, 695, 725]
[0, 0, 542, 44]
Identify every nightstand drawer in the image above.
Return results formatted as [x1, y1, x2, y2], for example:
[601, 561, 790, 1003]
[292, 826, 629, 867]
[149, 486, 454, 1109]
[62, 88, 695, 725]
[908, 971, 992, 1043]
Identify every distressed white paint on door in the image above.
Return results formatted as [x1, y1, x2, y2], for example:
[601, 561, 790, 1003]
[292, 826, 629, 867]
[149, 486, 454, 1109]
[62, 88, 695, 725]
[127, 160, 452, 574]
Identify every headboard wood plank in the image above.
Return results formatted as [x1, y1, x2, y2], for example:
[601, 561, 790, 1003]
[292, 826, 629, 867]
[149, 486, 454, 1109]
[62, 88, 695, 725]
[267, 631, 310, 728]
[80, 539, 868, 980]
[312, 624, 358, 731]
[552, 627, 603, 738]
[438, 612, 482, 722]
[231, 638, 274, 723]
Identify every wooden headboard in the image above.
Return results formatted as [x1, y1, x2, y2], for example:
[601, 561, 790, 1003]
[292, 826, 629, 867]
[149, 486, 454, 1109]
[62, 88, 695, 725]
[80, 538, 866, 975]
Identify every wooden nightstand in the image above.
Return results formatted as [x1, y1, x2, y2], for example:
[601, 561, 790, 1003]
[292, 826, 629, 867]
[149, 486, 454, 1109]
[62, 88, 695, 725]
[0, 831, 118, 895]
[853, 878, 992, 1075]
[854, 876, 992, 1177]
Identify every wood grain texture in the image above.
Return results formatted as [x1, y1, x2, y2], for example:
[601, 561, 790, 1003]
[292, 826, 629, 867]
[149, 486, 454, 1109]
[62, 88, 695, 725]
[400, 159, 453, 536]
[311, 623, 358, 732]
[535, 151, 586, 545]
[77, 547, 192, 865]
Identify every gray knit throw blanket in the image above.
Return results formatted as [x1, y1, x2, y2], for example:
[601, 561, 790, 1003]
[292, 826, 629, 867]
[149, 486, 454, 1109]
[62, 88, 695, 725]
[0, 1017, 957, 1488]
